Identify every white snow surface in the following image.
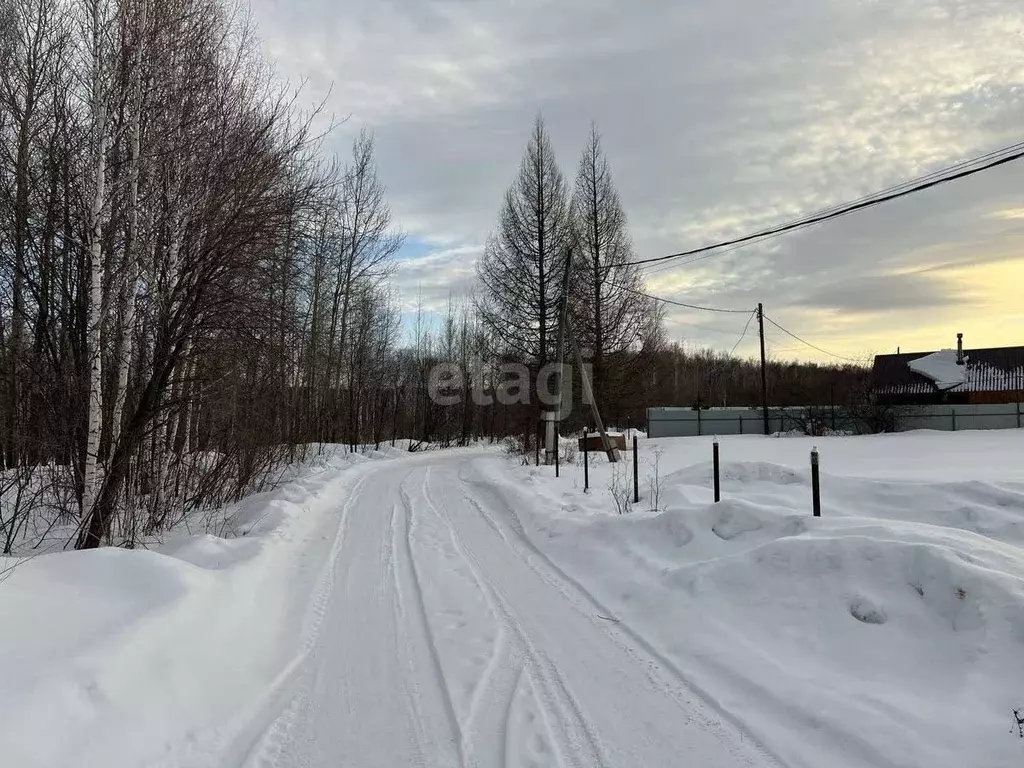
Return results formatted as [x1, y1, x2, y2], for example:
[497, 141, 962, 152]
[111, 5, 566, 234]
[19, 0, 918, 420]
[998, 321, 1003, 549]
[519, 430, 1024, 768]
[3, 431, 1024, 767]
[908, 349, 968, 389]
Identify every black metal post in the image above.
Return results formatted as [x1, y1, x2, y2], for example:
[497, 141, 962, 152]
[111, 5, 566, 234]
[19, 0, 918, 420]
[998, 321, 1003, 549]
[584, 428, 590, 492]
[535, 419, 541, 467]
[555, 423, 560, 478]
[633, 435, 639, 504]
[713, 439, 721, 503]
[811, 446, 821, 517]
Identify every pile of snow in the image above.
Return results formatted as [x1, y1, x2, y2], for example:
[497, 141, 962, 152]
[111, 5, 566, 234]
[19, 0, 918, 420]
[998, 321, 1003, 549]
[483, 430, 1024, 768]
[909, 349, 968, 390]
[0, 444, 403, 768]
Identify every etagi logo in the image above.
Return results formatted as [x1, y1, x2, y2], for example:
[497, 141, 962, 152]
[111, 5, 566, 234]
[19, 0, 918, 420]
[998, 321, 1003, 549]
[427, 359, 593, 409]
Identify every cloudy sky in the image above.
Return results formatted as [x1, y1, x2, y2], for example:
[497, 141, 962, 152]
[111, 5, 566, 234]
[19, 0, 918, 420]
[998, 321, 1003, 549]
[251, 0, 1024, 363]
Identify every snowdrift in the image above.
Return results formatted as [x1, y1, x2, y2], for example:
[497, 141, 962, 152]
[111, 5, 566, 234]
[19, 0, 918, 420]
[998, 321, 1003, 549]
[0, 446, 396, 768]
[481, 430, 1024, 768]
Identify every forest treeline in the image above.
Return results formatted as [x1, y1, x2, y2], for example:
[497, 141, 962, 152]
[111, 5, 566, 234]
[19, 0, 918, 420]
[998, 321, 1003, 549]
[0, 0, 865, 550]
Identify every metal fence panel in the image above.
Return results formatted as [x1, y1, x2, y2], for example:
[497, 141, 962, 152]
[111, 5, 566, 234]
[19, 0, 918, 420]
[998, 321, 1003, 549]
[647, 404, 1024, 438]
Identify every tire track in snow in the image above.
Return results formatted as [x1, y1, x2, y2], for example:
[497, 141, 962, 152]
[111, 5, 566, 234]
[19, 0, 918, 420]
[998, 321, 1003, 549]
[384, 500, 431, 768]
[418, 467, 604, 768]
[395, 471, 465, 767]
[150, 468, 374, 768]
[400, 466, 522, 767]
[230, 470, 376, 768]
[458, 462, 789, 768]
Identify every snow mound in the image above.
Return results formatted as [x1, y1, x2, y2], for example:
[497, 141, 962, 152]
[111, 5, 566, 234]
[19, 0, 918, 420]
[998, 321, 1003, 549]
[0, 548, 204, 663]
[0, 443, 405, 768]
[671, 460, 806, 488]
[493, 431, 1024, 768]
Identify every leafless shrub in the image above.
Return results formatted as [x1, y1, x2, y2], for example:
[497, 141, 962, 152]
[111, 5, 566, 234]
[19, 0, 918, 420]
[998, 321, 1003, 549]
[647, 447, 664, 512]
[561, 439, 577, 466]
[609, 461, 632, 515]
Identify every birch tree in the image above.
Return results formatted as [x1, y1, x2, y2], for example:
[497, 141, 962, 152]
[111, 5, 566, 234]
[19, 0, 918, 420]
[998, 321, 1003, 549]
[79, 0, 117, 519]
[107, 0, 148, 462]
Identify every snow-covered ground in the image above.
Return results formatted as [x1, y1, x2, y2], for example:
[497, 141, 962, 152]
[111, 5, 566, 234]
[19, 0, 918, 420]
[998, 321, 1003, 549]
[2, 431, 1023, 767]
[0, 444, 409, 768]
[495, 429, 1024, 768]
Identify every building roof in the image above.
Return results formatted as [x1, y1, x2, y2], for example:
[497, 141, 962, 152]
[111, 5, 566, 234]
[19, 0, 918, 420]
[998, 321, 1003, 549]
[872, 346, 1024, 396]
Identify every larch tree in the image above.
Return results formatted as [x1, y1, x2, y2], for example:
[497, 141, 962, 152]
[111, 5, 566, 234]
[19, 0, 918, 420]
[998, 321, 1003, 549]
[476, 115, 572, 376]
[569, 123, 652, 410]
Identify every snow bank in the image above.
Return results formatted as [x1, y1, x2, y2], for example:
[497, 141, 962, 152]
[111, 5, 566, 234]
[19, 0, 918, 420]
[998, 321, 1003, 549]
[484, 430, 1024, 768]
[0, 445, 400, 768]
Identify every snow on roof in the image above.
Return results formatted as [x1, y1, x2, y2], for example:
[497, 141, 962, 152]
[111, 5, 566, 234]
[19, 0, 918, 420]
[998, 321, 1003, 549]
[873, 346, 1024, 396]
[907, 349, 967, 390]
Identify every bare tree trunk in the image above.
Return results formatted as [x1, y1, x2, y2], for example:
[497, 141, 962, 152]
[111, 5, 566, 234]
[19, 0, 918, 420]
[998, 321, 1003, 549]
[81, 0, 109, 520]
[109, 0, 147, 462]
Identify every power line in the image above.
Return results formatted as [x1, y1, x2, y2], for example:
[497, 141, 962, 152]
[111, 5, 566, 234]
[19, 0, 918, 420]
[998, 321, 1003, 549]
[729, 310, 757, 356]
[682, 318, 762, 336]
[613, 138, 1024, 270]
[611, 281, 752, 314]
[762, 315, 862, 363]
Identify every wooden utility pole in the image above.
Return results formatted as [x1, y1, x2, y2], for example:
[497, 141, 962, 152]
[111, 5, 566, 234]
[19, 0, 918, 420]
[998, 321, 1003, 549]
[547, 249, 573, 464]
[548, 247, 617, 464]
[758, 302, 769, 436]
[568, 317, 618, 462]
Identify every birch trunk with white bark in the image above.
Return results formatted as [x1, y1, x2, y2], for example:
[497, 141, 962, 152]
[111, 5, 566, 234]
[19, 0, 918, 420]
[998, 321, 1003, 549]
[109, 0, 147, 463]
[81, 0, 109, 520]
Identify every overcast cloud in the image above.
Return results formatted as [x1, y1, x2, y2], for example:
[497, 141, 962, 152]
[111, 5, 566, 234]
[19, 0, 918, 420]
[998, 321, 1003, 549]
[252, 0, 1024, 361]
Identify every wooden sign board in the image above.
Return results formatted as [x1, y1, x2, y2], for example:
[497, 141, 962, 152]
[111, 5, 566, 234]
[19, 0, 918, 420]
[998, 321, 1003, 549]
[578, 433, 627, 452]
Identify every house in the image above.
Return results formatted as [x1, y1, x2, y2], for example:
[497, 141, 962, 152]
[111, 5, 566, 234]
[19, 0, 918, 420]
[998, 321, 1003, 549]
[872, 334, 1024, 405]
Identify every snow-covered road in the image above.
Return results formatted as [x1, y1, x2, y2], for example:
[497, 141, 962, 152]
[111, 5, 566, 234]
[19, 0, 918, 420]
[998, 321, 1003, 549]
[232, 452, 776, 768]
[7, 433, 1023, 767]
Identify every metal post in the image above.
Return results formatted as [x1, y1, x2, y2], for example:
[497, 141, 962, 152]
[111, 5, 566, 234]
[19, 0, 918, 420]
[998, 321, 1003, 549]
[811, 446, 821, 517]
[555, 423, 560, 478]
[1017, 402, 1021, 429]
[951, 409, 957, 432]
[535, 419, 540, 467]
[584, 428, 590, 492]
[713, 438, 721, 503]
[633, 435, 639, 504]
[758, 302, 769, 436]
